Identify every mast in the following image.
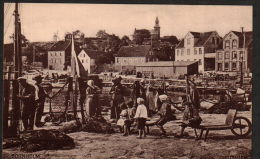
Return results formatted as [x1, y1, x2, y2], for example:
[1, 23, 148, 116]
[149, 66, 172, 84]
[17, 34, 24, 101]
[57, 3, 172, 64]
[14, 2, 22, 78]
[11, 2, 22, 136]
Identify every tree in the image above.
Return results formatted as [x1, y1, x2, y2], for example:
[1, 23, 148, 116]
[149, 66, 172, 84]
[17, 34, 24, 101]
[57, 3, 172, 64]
[120, 35, 131, 46]
[96, 30, 109, 39]
[133, 29, 151, 45]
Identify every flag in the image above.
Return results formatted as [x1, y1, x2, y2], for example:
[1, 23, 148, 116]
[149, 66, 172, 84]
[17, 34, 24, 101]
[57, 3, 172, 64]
[71, 35, 88, 78]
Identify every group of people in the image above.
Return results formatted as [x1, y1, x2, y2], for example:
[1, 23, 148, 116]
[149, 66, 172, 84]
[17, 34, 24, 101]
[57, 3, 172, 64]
[17, 75, 47, 131]
[112, 75, 202, 138]
[17, 73, 202, 139]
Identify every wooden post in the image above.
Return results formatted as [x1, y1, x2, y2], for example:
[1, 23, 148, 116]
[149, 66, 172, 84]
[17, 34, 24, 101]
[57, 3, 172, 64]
[11, 79, 20, 136]
[73, 75, 79, 121]
[3, 67, 11, 137]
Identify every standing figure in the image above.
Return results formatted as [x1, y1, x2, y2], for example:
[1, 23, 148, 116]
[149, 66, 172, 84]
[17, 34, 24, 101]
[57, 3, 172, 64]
[109, 77, 124, 119]
[134, 98, 148, 139]
[177, 78, 202, 138]
[131, 80, 142, 107]
[145, 82, 157, 114]
[17, 77, 36, 131]
[85, 80, 101, 117]
[33, 75, 47, 127]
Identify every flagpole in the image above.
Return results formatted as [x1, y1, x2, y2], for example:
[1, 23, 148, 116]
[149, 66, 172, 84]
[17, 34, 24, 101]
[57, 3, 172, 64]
[71, 34, 79, 122]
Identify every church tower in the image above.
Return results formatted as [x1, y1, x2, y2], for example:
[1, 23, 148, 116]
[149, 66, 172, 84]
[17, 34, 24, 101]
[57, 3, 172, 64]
[153, 17, 160, 40]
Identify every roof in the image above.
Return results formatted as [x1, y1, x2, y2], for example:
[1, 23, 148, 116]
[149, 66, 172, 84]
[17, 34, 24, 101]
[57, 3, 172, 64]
[116, 45, 151, 57]
[230, 31, 253, 48]
[176, 31, 217, 48]
[81, 49, 106, 59]
[48, 40, 71, 51]
[176, 39, 184, 48]
[195, 31, 214, 46]
[136, 61, 197, 67]
[190, 32, 201, 38]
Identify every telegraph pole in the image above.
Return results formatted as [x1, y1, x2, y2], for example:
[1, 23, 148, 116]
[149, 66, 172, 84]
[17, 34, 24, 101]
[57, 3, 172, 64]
[240, 27, 245, 88]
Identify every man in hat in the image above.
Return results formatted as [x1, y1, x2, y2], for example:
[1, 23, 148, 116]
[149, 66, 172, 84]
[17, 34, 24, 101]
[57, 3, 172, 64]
[110, 76, 124, 119]
[33, 75, 47, 127]
[17, 77, 37, 131]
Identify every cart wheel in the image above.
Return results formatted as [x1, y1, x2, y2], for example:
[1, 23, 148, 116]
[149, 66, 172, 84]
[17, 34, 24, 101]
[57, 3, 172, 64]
[231, 116, 252, 138]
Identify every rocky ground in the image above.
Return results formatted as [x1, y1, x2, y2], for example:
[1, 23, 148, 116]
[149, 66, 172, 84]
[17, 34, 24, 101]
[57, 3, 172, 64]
[3, 111, 251, 159]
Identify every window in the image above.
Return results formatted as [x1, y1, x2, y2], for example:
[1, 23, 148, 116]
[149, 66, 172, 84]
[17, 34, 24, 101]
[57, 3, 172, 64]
[187, 49, 190, 55]
[232, 51, 237, 59]
[50, 53, 52, 56]
[82, 60, 84, 63]
[194, 48, 197, 54]
[218, 63, 222, 71]
[83, 54, 85, 57]
[224, 62, 229, 71]
[198, 59, 202, 65]
[199, 48, 202, 54]
[212, 38, 215, 44]
[181, 49, 184, 56]
[187, 38, 191, 45]
[225, 40, 230, 49]
[218, 52, 223, 60]
[239, 51, 244, 60]
[225, 51, 230, 59]
[117, 58, 119, 63]
[232, 40, 237, 48]
[232, 62, 237, 71]
[60, 52, 62, 56]
[55, 52, 57, 56]
[177, 50, 179, 56]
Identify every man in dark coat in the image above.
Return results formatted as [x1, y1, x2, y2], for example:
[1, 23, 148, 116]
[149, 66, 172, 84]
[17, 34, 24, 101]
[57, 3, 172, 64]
[34, 75, 47, 127]
[17, 77, 37, 131]
[110, 77, 124, 119]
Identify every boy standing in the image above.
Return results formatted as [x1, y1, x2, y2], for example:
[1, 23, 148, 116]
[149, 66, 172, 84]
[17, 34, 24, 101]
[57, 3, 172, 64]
[134, 98, 148, 139]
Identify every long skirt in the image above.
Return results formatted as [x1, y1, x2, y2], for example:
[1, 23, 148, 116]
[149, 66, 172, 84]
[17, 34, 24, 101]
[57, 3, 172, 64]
[85, 95, 98, 117]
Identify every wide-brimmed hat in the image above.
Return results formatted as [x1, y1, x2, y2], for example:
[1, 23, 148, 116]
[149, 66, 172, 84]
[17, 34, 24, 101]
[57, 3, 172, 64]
[17, 76, 27, 81]
[159, 94, 168, 101]
[87, 80, 94, 87]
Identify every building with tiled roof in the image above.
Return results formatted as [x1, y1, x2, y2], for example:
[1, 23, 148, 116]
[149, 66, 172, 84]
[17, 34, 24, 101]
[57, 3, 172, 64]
[47, 40, 81, 71]
[215, 31, 253, 73]
[77, 49, 106, 73]
[175, 31, 222, 72]
[115, 45, 155, 73]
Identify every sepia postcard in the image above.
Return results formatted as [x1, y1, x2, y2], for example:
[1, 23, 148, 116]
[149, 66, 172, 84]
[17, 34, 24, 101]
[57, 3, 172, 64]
[2, 3, 253, 159]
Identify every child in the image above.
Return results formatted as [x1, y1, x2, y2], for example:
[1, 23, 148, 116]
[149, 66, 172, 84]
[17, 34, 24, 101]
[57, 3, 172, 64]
[118, 101, 136, 136]
[155, 95, 176, 137]
[134, 98, 148, 139]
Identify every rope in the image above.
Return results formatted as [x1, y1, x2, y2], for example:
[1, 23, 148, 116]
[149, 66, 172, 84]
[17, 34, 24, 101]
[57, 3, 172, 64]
[47, 82, 69, 99]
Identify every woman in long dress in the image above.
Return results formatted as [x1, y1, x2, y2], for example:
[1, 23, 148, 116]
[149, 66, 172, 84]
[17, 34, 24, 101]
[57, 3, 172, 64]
[85, 80, 101, 117]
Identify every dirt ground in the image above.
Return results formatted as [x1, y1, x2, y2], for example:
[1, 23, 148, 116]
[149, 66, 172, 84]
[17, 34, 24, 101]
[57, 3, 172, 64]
[3, 111, 251, 159]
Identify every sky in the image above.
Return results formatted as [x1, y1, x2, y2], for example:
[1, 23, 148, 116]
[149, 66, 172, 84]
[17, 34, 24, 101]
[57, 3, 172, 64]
[3, 3, 252, 44]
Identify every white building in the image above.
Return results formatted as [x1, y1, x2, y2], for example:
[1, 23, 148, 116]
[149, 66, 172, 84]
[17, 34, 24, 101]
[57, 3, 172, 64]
[175, 31, 222, 73]
[78, 49, 105, 73]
